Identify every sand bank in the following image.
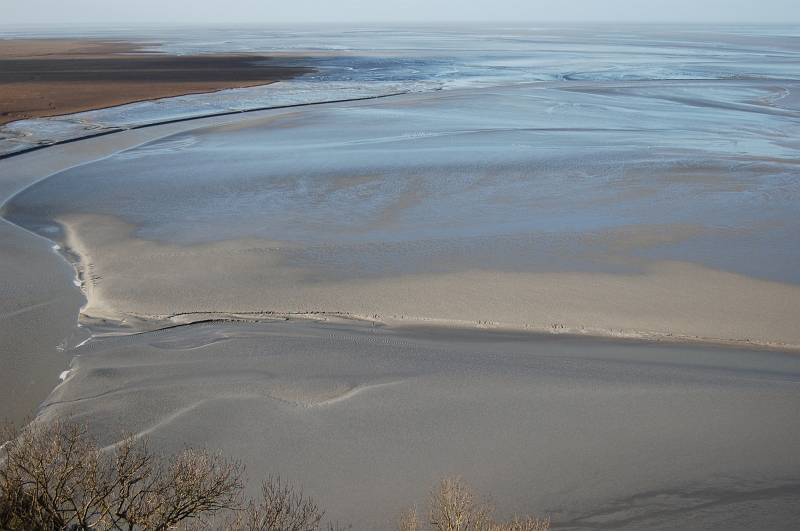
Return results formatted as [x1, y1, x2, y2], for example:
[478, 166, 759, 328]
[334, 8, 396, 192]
[56, 211, 800, 349]
[0, 38, 312, 126]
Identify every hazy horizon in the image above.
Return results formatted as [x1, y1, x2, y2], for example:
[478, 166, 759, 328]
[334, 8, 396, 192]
[1, 0, 799, 27]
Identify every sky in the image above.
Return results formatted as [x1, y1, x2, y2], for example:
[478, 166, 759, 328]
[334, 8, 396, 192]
[1, 0, 799, 26]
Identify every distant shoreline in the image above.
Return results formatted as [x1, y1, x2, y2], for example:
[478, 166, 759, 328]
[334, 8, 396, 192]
[0, 37, 432, 160]
[0, 38, 315, 126]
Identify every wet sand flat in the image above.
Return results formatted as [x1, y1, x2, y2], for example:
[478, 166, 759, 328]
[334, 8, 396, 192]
[0, 219, 85, 424]
[2, 81, 799, 424]
[0, 39, 312, 125]
[40, 319, 800, 530]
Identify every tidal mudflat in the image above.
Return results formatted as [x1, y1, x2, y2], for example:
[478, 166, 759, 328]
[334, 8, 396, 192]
[1, 25, 799, 529]
[38, 318, 800, 530]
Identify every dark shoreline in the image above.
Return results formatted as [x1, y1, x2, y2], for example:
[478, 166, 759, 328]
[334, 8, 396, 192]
[0, 38, 315, 125]
[0, 90, 410, 161]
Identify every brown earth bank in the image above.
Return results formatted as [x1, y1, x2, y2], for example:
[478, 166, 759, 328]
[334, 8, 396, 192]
[0, 39, 314, 125]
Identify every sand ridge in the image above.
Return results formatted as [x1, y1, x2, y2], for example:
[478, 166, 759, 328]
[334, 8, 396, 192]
[55, 211, 800, 349]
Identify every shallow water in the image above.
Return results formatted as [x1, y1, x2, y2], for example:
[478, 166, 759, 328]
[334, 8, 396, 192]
[3, 25, 800, 149]
[6, 76, 799, 282]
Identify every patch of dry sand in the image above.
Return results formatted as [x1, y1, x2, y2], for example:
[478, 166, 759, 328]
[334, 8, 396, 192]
[58, 212, 800, 348]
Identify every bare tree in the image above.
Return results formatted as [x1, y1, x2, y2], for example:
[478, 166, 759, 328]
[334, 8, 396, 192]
[0, 418, 110, 530]
[488, 516, 549, 531]
[0, 418, 245, 531]
[397, 504, 422, 531]
[398, 477, 548, 531]
[234, 475, 322, 531]
[106, 439, 245, 531]
[427, 477, 493, 531]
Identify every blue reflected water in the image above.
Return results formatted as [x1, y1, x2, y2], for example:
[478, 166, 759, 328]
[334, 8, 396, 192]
[146, 25, 800, 85]
[3, 26, 799, 283]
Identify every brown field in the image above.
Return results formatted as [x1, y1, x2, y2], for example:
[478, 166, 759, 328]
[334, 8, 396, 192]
[0, 39, 313, 125]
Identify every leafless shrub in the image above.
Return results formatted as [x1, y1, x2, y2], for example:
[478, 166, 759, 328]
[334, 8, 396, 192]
[0, 417, 245, 531]
[488, 516, 549, 531]
[0, 418, 110, 530]
[428, 477, 493, 531]
[108, 439, 245, 531]
[398, 477, 548, 531]
[397, 504, 422, 531]
[235, 475, 322, 531]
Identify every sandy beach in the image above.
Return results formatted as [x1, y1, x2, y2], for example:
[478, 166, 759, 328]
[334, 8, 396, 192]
[1, 29, 799, 530]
